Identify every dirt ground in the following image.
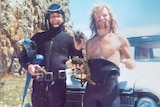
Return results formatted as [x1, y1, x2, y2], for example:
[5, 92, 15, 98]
[0, 73, 32, 107]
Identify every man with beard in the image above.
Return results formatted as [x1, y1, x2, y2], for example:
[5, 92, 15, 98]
[83, 3, 136, 107]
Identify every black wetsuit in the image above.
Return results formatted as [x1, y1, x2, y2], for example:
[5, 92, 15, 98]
[84, 58, 120, 107]
[19, 25, 83, 107]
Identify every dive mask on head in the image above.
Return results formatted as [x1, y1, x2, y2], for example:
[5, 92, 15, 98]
[44, 3, 65, 31]
[47, 3, 64, 15]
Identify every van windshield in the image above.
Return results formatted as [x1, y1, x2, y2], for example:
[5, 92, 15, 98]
[128, 35, 160, 62]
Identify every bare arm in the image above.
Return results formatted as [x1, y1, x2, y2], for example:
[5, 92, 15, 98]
[86, 40, 91, 60]
[120, 36, 136, 69]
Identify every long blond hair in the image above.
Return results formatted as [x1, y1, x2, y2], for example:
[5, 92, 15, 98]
[89, 3, 118, 36]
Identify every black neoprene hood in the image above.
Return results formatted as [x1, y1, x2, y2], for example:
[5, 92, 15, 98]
[45, 3, 65, 31]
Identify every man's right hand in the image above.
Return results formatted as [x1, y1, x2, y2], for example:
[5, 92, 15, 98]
[122, 59, 136, 70]
[27, 64, 43, 76]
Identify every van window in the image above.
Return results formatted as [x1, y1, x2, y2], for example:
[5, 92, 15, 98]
[153, 48, 160, 58]
[133, 47, 160, 61]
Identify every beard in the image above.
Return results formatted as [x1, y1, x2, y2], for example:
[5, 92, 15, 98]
[96, 20, 110, 29]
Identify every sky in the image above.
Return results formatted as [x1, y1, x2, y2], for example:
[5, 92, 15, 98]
[69, 0, 160, 38]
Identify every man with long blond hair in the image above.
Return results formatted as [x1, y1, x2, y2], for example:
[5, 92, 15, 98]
[84, 3, 135, 107]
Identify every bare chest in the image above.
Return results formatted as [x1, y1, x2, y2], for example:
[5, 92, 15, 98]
[89, 36, 121, 59]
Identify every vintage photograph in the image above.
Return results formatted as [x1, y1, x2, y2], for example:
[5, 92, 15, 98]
[1, 0, 160, 107]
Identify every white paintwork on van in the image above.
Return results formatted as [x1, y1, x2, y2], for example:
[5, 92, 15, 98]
[119, 62, 160, 98]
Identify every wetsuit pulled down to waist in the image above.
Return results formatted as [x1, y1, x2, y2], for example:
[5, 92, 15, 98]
[84, 58, 120, 107]
[88, 58, 120, 85]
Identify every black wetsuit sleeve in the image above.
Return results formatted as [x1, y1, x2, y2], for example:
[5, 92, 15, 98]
[18, 49, 31, 70]
[68, 37, 83, 58]
[18, 33, 40, 70]
[70, 47, 83, 58]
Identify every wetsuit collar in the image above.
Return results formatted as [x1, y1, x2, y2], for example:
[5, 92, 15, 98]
[48, 24, 64, 36]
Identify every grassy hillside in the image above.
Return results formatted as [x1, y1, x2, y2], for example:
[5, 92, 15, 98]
[0, 74, 32, 107]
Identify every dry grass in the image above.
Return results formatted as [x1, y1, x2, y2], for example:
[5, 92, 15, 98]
[0, 74, 32, 107]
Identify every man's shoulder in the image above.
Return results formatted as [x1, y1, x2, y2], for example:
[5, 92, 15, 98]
[31, 31, 46, 40]
[60, 31, 73, 40]
[113, 33, 130, 46]
[33, 31, 46, 37]
[112, 33, 126, 40]
[86, 36, 97, 46]
[62, 31, 72, 36]
[112, 32, 122, 37]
